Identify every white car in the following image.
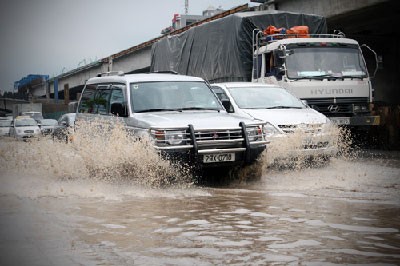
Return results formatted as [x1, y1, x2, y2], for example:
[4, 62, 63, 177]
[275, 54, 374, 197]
[211, 82, 338, 159]
[38, 118, 58, 136]
[0, 118, 12, 136]
[10, 116, 41, 141]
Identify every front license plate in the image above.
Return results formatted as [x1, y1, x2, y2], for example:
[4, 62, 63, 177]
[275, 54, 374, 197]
[330, 117, 350, 125]
[203, 153, 235, 163]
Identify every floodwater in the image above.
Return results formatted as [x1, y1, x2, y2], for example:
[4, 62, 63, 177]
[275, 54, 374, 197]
[0, 125, 399, 265]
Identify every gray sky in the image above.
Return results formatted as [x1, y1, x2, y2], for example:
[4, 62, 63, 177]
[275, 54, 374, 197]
[0, 0, 258, 93]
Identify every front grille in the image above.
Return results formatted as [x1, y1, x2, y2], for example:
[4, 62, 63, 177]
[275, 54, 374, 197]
[306, 97, 369, 116]
[195, 129, 242, 141]
[278, 124, 323, 134]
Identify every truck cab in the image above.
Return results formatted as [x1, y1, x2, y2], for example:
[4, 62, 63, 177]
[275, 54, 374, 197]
[252, 29, 380, 128]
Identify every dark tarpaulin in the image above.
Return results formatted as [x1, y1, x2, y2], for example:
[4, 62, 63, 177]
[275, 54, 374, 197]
[150, 10, 327, 83]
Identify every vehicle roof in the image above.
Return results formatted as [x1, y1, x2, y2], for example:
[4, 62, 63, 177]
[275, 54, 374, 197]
[39, 118, 57, 121]
[212, 82, 282, 89]
[260, 37, 359, 52]
[15, 115, 34, 120]
[86, 73, 205, 85]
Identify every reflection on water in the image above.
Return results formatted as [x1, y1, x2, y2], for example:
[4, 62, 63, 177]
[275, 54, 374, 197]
[62, 188, 399, 265]
[0, 121, 399, 265]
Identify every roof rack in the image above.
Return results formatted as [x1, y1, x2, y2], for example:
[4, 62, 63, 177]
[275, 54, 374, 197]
[96, 71, 125, 77]
[151, 70, 178, 75]
[262, 33, 345, 43]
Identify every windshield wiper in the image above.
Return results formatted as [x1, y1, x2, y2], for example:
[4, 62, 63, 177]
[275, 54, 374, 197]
[292, 74, 339, 81]
[265, 106, 302, 109]
[135, 108, 182, 113]
[340, 75, 365, 80]
[180, 107, 220, 111]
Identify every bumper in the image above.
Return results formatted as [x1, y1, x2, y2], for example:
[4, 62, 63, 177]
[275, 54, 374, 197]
[16, 134, 40, 141]
[159, 144, 266, 169]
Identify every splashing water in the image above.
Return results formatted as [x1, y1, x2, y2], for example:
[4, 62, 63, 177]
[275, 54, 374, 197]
[0, 120, 358, 189]
[260, 124, 358, 170]
[0, 119, 193, 189]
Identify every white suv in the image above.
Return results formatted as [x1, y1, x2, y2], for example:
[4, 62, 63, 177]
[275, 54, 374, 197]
[76, 72, 268, 176]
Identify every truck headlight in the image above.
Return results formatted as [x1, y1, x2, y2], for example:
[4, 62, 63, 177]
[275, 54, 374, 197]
[353, 104, 368, 112]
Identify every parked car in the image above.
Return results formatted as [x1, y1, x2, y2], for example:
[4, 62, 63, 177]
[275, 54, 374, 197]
[76, 72, 268, 178]
[211, 82, 338, 159]
[9, 116, 41, 141]
[53, 113, 76, 142]
[0, 118, 12, 137]
[38, 118, 58, 136]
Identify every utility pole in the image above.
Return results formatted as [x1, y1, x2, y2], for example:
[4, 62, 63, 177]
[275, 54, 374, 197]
[185, 0, 188, 14]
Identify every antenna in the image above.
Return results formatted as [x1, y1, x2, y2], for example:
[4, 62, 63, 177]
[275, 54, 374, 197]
[185, 0, 188, 14]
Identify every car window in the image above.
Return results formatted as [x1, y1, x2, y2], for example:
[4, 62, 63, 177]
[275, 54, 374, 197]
[40, 119, 58, 126]
[110, 85, 125, 105]
[130, 81, 222, 112]
[211, 86, 229, 101]
[15, 118, 37, 127]
[94, 86, 111, 114]
[228, 86, 304, 109]
[0, 120, 12, 127]
[78, 85, 96, 113]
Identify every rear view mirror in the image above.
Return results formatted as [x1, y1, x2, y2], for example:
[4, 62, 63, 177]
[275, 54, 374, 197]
[111, 102, 128, 117]
[221, 99, 234, 113]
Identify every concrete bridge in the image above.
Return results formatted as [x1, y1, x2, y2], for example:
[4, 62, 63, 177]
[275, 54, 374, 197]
[30, 0, 398, 107]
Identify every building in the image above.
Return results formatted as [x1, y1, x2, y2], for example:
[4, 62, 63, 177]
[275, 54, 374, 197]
[161, 6, 225, 34]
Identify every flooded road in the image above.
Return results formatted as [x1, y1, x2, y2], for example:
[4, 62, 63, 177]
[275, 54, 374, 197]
[1, 136, 400, 265]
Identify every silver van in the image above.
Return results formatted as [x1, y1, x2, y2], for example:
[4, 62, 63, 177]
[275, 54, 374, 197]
[76, 72, 268, 176]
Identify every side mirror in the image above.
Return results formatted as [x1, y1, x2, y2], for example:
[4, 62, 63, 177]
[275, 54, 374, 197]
[221, 99, 234, 113]
[111, 102, 128, 117]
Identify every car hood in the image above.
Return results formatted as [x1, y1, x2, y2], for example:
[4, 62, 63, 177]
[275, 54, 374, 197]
[241, 108, 328, 126]
[129, 111, 260, 129]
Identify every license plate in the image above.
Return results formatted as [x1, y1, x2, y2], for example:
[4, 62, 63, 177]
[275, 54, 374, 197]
[203, 153, 235, 163]
[330, 117, 350, 125]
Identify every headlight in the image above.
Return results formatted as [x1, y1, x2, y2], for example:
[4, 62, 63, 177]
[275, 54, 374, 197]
[263, 122, 281, 137]
[246, 126, 262, 141]
[152, 130, 185, 146]
[165, 130, 184, 145]
[353, 104, 368, 112]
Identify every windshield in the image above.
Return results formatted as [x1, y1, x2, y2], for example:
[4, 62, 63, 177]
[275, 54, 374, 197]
[130, 81, 223, 113]
[285, 46, 368, 79]
[40, 119, 58, 126]
[15, 118, 38, 127]
[228, 86, 305, 109]
[0, 120, 12, 127]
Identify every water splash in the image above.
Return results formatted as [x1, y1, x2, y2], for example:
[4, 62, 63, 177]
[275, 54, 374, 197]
[261, 124, 358, 170]
[0, 119, 193, 189]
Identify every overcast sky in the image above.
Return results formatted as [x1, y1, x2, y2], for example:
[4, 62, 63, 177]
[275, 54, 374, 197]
[0, 0, 259, 92]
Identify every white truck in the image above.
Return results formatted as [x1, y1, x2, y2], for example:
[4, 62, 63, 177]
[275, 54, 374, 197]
[252, 26, 380, 127]
[151, 10, 380, 128]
